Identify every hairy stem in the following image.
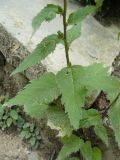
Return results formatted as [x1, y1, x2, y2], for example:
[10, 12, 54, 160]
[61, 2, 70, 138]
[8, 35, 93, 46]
[63, 0, 71, 67]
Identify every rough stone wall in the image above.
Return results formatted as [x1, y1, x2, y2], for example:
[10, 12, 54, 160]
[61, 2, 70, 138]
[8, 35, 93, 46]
[0, 24, 45, 81]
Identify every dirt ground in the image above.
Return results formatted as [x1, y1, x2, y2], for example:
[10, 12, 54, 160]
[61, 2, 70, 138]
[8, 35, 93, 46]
[0, 130, 28, 160]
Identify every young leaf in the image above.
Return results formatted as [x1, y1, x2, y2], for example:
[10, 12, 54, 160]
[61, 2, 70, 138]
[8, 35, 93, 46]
[108, 101, 120, 148]
[11, 34, 60, 75]
[80, 141, 93, 160]
[47, 106, 73, 137]
[6, 73, 60, 118]
[67, 23, 81, 46]
[29, 137, 36, 146]
[7, 118, 13, 127]
[32, 4, 62, 35]
[10, 110, 18, 120]
[68, 6, 96, 25]
[56, 67, 87, 129]
[92, 147, 102, 160]
[94, 125, 109, 146]
[57, 135, 84, 160]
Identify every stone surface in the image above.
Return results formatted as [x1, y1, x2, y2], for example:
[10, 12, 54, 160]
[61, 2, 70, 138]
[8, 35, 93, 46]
[0, 0, 119, 73]
[0, 130, 27, 160]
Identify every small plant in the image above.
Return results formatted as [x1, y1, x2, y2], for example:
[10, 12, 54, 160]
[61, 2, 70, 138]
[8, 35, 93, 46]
[5, 0, 120, 159]
[0, 103, 19, 130]
[0, 103, 41, 149]
[19, 122, 41, 149]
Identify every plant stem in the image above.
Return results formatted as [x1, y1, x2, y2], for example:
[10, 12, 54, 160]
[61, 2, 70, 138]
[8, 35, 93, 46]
[63, 0, 71, 67]
[108, 92, 120, 108]
[104, 91, 120, 115]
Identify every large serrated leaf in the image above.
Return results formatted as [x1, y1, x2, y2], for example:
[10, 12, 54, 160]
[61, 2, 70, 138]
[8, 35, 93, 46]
[92, 147, 102, 160]
[67, 23, 81, 46]
[24, 103, 48, 118]
[32, 4, 62, 35]
[56, 67, 87, 129]
[94, 125, 108, 146]
[108, 100, 120, 148]
[57, 135, 84, 160]
[68, 6, 96, 25]
[56, 64, 120, 129]
[6, 73, 60, 118]
[47, 106, 73, 137]
[12, 34, 60, 75]
[72, 64, 120, 96]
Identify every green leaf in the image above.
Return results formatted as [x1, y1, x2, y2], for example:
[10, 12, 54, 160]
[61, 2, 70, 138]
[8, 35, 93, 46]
[10, 110, 18, 120]
[20, 130, 29, 139]
[30, 124, 35, 132]
[25, 132, 31, 139]
[0, 104, 5, 117]
[79, 109, 102, 128]
[56, 64, 115, 129]
[57, 135, 84, 160]
[72, 64, 120, 96]
[80, 141, 92, 160]
[6, 118, 13, 127]
[94, 125, 108, 146]
[24, 103, 48, 118]
[3, 115, 8, 120]
[47, 106, 73, 137]
[56, 67, 87, 129]
[35, 128, 40, 136]
[108, 100, 120, 148]
[17, 116, 25, 126]
[32, 4, 62, 35]
[92, 147, 102, 160]
[29, 137, 36, 146]
[68, 6, 96, 25]
[23, 122, 30, 129]
[7, 72, 60, 118]
[67, 23, 81, 46]
[11, 34, 60, 75]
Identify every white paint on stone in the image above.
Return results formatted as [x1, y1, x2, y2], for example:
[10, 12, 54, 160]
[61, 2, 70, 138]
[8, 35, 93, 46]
[0, 0, 119, 73]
